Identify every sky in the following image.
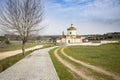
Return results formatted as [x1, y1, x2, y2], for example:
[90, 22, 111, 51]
[44, 0, 120, 35]
[0, 0, 120, 35]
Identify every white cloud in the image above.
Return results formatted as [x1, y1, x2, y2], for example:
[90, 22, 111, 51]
[43, 0, 120, 35]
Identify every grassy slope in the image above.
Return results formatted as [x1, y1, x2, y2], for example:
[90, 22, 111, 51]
[64, 43, 120, 75]
[49, 48, 77, 80]
[0, 43, 38, 52]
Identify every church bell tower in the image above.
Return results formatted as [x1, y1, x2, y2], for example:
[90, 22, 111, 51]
[67, 24, 77, 36]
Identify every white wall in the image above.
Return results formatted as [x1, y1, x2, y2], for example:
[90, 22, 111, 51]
[76, 39, 81, 43]
[67, 30, 76, 36]
[61, 38, 66, 43]
[56, 40, 61, 43]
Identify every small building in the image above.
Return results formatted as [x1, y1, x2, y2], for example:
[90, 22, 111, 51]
[56, 24, 86, 44]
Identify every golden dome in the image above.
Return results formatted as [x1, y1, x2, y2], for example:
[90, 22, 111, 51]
[67, 24, 76, 30]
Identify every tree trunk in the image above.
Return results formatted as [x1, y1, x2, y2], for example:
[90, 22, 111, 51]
[22, 42, 25, 56]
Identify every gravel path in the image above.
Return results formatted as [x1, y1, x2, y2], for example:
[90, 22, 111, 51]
[0, 45, 43, 60]
[61, 47, 120, 80]
[0, 47, 59, 80]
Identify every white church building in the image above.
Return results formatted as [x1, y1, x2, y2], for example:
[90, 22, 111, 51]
[56, 24, 86, 44]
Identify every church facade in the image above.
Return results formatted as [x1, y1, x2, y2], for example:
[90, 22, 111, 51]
[56, 24, 86, 44]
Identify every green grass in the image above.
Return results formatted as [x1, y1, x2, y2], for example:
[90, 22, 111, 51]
[0, 51, 32, 72]
[64, 43, 120, 75]
[58, 48, 113, 80]
[0, 43, 39, 52]
[49, 48, 79, 80]
[42, 43, 56, 48]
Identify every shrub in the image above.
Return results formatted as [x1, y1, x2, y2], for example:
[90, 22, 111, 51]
[5, 39, 10, 44]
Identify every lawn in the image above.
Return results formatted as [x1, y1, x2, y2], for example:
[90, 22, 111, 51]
[0, 43, 39, 52]
[57, 47, 112, 80]
[49, 47, 113, 80]
[49, 48, 79, 80]
[64, 43, 120, 75]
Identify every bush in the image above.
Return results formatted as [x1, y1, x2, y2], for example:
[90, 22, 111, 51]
[5, 39, 10, 44]
[0, 43, 7, 48]
[0, 65, 3, 71]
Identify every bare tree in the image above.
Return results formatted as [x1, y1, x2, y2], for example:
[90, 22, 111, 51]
[0, 0, 44, 55]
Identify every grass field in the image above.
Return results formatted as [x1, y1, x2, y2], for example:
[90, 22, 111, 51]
[42, 42, 56, 48]
[49, 47, 115, 80]
[49, 48, 79, 80]
[64, 43, 120, 75]
[0, 41, 56, 52]
[58, 47, 113, 80]
[0, 43, 40, 52]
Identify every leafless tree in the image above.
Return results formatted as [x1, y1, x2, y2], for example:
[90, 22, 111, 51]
[0, 0, 44, 55]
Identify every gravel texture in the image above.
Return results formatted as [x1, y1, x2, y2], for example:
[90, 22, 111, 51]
[0, 47, 59, 80]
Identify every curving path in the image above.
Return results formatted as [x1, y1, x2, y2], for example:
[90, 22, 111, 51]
[54, 48, 95, 80]
[0, 47, 59, 80]
[0, 45, 43, 60]
[61, 47, 120, 80]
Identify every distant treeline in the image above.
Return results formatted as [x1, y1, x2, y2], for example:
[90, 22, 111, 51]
[86, 32, 120, 41]
[0, 32, 120, 42]
[0, 34, 59, 43]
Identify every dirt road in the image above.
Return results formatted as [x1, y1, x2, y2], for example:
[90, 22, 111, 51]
[54, 48, 95, 80]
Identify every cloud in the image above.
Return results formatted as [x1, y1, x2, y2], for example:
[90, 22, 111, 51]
[45, 0, 120, 22]
[44, 0, 120, 35]
[81, 0, 120, 24]
[63, 0, 120, 24]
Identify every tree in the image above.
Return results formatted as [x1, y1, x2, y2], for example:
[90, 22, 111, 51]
[0, 0, 44, 55]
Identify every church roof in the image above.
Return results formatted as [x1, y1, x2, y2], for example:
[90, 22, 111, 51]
[67, 24, 76, 30]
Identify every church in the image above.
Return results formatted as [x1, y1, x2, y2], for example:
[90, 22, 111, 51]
[56, 24, 86, 44]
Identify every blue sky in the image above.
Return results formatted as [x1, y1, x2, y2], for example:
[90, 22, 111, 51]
[44, 0, 120, 35]
[0, 0, 120, 35]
